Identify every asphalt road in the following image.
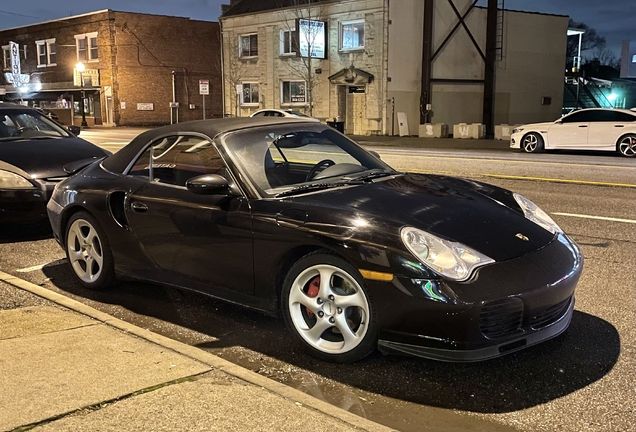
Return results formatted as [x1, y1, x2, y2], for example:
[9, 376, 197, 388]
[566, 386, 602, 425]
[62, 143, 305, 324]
[1, 128, 635, 432]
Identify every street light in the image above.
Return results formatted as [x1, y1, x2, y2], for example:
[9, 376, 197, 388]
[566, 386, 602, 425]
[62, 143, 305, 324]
[75, 61, 88, 128]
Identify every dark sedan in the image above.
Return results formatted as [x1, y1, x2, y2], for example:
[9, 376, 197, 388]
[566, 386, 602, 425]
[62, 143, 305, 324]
[0, 103, 109, 223]
[47, 118, 583, 363]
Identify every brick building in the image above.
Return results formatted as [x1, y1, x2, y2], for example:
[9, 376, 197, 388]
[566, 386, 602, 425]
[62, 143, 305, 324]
[1, 10, 222, 126]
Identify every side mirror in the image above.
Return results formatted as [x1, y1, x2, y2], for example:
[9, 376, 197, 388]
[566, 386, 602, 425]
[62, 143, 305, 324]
[68, 125, 81, 135]
[555, 120, 563, 125]
[186, 174, 231, 195]
[369, 150, 381, 160]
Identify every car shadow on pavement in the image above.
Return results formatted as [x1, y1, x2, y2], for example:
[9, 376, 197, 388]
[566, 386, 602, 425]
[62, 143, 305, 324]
[40, 262, 620, 414]
[0, 221, 53, 244]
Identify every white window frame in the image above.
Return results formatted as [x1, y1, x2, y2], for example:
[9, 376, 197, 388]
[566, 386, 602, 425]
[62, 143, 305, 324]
[280, 28, 296, 56]
[280, 80, 307, 106]
[239, 33, 258, 58]
[241, 82, 259, 106]
[2, 45, 9, 70]
[36, 39, 57, 67]
[75, 32, 99, 62]
[339, 20, 365, 51]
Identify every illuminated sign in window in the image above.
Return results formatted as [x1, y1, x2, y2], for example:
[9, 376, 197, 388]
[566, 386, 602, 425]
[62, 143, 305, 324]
[297, 19, 326, 59]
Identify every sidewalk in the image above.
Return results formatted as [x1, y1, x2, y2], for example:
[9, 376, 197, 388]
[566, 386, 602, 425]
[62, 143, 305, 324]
[0, 272, 393, 432]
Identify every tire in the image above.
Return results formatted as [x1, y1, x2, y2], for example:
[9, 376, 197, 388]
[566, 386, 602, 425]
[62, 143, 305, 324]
[617, 134, 636, 157]
[281, 251, 378, 363]
[65, 211, 115, 290]
[521, 132, 544, 153]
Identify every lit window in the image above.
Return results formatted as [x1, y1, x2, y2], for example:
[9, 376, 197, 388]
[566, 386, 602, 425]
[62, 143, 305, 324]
[36, 39, 56, 67]
[340, 21, 364, 50]
[281, 81, 306, 105]
[239, 34, 258, 58]
[241, 82, 259, 105]
[280, 29, 296, 55]
[75, 32, 98, 62]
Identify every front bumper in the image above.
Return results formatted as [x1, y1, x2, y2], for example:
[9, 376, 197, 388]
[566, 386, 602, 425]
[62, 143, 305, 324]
[0, 188, 49, 223]
[510, 132, 522, 149]
[369, 234, 583, 362]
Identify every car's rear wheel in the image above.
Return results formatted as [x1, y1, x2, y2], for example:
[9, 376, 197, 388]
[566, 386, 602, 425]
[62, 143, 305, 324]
[282, 252, 377, 363]
[522, 132, 544, 153]
[617, 134, 636, 157]
[65, 211, 115, 290]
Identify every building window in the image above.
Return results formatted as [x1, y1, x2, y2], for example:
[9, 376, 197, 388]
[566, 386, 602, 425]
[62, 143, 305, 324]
[280, 29, 296, 55]
[241, 82, 259, 105]
[2, 45, 9, 70]
[239, 34, 258, 58]
[36, 39, 56, 67]
[281, 81, 306, 105]
[75, 32, 98, 62]
[340, 20, 364, 51]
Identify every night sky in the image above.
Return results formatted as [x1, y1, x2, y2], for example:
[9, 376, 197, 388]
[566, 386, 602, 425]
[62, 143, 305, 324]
[1, 0, 634, 57]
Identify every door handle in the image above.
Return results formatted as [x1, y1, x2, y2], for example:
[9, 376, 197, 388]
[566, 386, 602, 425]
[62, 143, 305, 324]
[578, 125, 588, 128]
[131, 201, 148, 213]
[614, 125, 624, 127]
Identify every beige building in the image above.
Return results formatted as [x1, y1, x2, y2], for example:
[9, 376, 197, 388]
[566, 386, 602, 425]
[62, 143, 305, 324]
[220, 0, 568, 135]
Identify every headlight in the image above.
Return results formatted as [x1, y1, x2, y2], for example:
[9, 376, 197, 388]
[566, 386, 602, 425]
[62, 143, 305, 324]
[512, 127, 524, 134]
[513, 193, 562, 234]
[0, 170, 35, 189]
[400, 227, 494, 281]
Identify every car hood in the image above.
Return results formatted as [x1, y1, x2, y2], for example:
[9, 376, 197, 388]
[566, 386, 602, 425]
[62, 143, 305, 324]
[292, 173, 556, 262]
[516, 121, 555, 131]
[0, 136, 108, 179]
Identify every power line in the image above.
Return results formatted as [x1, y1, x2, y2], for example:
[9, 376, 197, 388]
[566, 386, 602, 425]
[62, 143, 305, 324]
[0, 10, 41, 19]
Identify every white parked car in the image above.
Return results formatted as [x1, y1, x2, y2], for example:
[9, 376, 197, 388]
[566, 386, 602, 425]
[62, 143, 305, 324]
[510, 108, 636, 157]
[250, 109, 320, 122]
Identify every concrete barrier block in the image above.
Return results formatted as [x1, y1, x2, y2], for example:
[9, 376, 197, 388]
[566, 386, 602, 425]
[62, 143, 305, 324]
[495, 124, 513, 140]
[453, 123, 484, 139]
[418, 123, 449, 138]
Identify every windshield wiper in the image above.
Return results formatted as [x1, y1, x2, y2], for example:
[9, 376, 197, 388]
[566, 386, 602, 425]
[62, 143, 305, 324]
[275, 181, 362, 198]
[345, 169, 398, 183]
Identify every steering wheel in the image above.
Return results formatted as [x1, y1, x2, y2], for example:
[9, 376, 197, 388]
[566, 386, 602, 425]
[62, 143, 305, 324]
[306, 159, 336, 181]
[10, 126, 36, 137]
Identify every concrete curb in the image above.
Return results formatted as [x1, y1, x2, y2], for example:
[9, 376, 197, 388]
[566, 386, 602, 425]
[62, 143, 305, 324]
[0, 270, 395, 432]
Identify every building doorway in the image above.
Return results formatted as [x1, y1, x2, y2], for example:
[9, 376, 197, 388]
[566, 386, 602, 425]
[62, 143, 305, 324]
[345, 86, 366, 135]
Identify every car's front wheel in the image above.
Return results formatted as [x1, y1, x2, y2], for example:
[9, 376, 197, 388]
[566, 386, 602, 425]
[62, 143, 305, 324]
[617, 134, 636, 157]
[282, 252, 377, 363]
[522, 132, 544, 153]
[65, 211, 115, 290]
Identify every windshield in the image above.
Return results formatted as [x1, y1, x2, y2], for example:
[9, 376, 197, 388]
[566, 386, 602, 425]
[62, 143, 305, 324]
[0, 109, 71, 142]
[221, 123, 395, 197]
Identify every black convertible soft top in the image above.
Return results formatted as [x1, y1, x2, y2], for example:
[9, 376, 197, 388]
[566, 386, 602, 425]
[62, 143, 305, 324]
[101, 117, 312, 174]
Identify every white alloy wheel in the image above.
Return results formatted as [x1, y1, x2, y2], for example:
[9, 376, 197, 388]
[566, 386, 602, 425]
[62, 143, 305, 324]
[286, 260, 373, 360]
[618, 135, 636, 157]
[65, 212, 115, 290]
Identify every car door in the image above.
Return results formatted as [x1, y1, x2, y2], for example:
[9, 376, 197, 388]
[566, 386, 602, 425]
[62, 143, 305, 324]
[547, 110, 592, 148]
[588, 111, 636, 150]
[124, 134, 254, 295]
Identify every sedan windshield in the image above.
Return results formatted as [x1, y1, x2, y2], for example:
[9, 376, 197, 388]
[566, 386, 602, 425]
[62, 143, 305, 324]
[221, 124, 395, 196]
[0, 109, 72, 142]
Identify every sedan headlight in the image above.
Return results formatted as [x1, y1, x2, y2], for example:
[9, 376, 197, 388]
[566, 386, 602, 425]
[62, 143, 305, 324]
[401, 227, 494, 281]
[512, 127, 524, 134]
[0, 170, 35, 189]
[513, 193, 562, 234]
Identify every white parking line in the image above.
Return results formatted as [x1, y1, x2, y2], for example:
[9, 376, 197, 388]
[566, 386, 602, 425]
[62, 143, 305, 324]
[16, 259, 68, 273]
[552, 212, 636, 224]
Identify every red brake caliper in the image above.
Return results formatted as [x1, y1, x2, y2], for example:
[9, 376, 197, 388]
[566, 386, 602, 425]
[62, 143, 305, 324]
[305, 276, 320, 318]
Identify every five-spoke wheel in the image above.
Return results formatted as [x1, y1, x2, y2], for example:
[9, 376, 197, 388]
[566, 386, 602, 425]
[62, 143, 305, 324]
[65, 212, 115, 290]
[282, 252, 377, 363]
[618, 134, 636, 158]
[521, 132, 544, 153]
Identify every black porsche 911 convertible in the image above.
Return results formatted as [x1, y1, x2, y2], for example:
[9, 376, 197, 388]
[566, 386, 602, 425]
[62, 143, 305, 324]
[47, 117, 583, 363]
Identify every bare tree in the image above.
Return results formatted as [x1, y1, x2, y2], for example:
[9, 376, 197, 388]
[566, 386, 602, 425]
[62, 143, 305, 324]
[220, 30, 250, 116]
[278, 0, 326, 116]
[567, 19, 607, 70]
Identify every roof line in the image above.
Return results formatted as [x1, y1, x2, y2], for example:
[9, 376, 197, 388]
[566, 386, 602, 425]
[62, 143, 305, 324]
[0, 9, 110, 32]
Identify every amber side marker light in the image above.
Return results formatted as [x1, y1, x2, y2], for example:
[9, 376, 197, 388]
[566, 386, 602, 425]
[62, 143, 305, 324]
[359, 269, 394, 281]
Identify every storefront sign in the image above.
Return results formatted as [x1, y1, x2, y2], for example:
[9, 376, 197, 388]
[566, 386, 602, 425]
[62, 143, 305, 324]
[137, 103, 154, 111]
[4, 41, 29, 89]
[73, 68, 100, 87]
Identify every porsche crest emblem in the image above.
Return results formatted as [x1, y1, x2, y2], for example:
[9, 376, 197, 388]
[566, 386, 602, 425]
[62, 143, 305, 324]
[515, 233, 529, 241]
